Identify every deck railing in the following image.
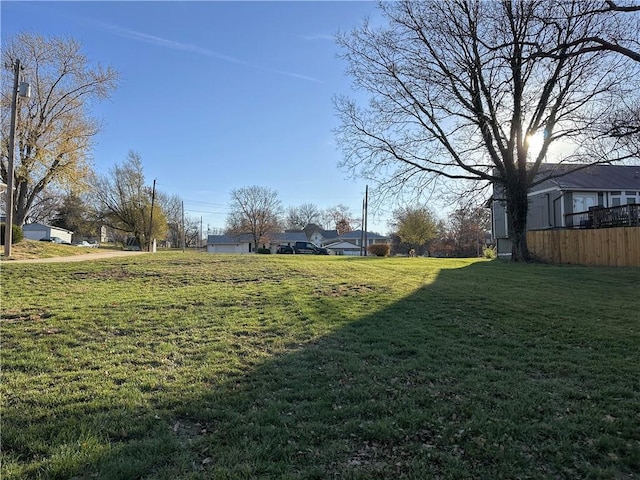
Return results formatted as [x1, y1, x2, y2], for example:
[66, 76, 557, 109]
[565, 204, 640, 228]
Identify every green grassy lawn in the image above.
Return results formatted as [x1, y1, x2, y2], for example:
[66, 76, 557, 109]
[1, 253, 638, 479]
[0, 240, 117, 261]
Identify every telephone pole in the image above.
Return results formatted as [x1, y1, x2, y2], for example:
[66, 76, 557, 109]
[361, 197, 365, 256]
[364, 185, 369, 256]
[147, 178, 156, 252]
[181, 200, 185, 252]
[4, 59, 30, 259]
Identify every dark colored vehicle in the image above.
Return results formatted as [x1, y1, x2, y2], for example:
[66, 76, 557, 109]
[292, 241, 329, 255]
[39, 236, 71, 245]
[276, 245, 294, 254]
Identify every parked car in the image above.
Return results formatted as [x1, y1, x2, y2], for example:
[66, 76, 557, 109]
[39, 236, 71, 245]
[276, 245, 294, 254]
[73, 240, 98, 248]
[292, 241, 329, 255]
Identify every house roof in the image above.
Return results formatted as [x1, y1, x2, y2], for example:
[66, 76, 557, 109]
[318, 229, 339, 239]
[324, 241, 361, 250]
[207, 234, 253, 244]
[334, 230, 389, 241]
[22, 222, 73, 234]
[270, 232, 308, 243]
[302, 224, 339, 240]
[533, 164, 640, 192]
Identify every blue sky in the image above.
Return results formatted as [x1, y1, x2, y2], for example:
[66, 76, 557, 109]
[2, 1, 394, 233]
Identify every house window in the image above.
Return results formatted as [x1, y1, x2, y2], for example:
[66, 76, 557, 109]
[611, 191, 639, 206]
[610, 191, 621, 207]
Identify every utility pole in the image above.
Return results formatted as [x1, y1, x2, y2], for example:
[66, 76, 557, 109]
[3, 60, 26, 259]
[361, 198, 365, 256]
[181, 200, 185, 252]
[200, 216, 203, 249]
[147, 178, 156, 252]
[364, 185, 369, 256]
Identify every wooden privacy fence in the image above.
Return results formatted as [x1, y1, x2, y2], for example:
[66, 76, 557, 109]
[527, 227, 640, 267]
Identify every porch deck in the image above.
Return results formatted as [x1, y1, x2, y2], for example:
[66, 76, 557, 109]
[565, 204, 640, 229]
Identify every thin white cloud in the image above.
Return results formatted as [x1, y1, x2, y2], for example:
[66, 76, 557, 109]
[302, 33, 335, 41]
[272, 69, 324, 84]
[104, 24, 250, 66]
[104, 23, 323, 84]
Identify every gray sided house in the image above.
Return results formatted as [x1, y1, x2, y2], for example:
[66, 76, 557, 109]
[491, 164, 640, 257]
[207, 232, 307, 254]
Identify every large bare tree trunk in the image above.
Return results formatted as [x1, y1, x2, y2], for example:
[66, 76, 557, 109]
[505, 184, 531, 262]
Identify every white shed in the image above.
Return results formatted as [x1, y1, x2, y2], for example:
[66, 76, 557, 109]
[22, 223, 73, 243]
[324, 241, 362, 256]
[206, 234, 254, 254]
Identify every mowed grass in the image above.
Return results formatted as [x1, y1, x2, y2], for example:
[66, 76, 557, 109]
[1, 252, 638, 479]
[1, 240, 115, 261]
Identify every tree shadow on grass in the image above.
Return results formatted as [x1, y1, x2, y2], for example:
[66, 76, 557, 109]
[3, 261, 639, 479]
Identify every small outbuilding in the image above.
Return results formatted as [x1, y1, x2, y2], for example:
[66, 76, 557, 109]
[22, 222, 73, 243]
[323, 241, 362, 256]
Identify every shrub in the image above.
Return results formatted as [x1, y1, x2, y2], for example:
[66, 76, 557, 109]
[367, 243, 391, 257]
[483, 246, 497, 259]
[0, 223, 23, 245]
[257, 247, 271, 254]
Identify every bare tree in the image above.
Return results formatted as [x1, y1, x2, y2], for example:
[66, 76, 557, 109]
[225, 186, 283, 251]
[285, 203, 321, 230]
[92, 151, 167, 248]
[534, 1, 640, 156]
[158, 193, 183, 247]
[537, 1, 640, 62]
[447, 205, 492, 257]
[323, 203, 358, 233]
[184, 214, 201, 248]
[335, 0, 640, 261]
[1, 33, 119, 225]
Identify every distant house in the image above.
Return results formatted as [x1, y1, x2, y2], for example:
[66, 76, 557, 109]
[207, 231, 307, 254]
[303, 224, 339, 245]
[490, 164, 640, 257]
[22, 222, 73, 243]
[323, 240, 361, 256]
[322, 230, 391, 248]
